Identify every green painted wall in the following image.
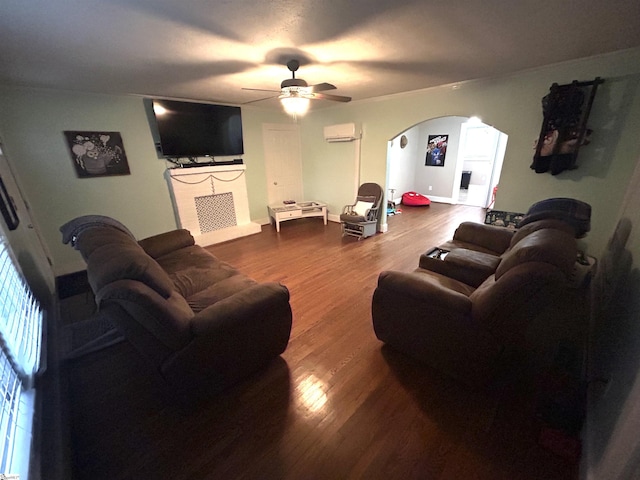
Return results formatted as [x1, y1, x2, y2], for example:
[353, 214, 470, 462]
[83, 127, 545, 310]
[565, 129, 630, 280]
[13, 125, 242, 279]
[301, 47, 640, 256]
[0, 87, 288, 275]
[0, 88, 177, 274]
[239, 107, 293, 220]
[585, 156, 640, 479]
[0, 47, 639, 275]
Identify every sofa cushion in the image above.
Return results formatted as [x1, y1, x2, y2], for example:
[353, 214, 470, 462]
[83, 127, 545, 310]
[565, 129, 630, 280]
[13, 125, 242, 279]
[438, 249, 501, 287]
[87, 243, 175, 298]
[138, 229, 195, 259]
[353, 200, 374, 216]
[495, 229, 576, 281]
[186, 274, 258, 313]
[438, 240, 500, 256]
[168, 266, 236, 299]
[154, 245, 226, 274]
[450, 222, 515, 255]
[152, 245, 240, 297]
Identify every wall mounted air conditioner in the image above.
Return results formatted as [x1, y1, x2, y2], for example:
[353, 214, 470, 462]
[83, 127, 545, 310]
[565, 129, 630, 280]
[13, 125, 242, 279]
[324, 123, 357, 143]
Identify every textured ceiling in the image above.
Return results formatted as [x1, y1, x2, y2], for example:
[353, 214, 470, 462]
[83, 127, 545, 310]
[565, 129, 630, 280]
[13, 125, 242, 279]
[1, 0, 640, 110]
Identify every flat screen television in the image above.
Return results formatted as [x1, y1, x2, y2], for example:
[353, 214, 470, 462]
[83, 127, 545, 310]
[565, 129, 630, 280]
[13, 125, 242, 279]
[152, 99, 244, 158]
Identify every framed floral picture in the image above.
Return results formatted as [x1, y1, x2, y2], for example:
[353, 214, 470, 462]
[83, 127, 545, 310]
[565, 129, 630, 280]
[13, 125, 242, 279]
[64, 131, 131, 178]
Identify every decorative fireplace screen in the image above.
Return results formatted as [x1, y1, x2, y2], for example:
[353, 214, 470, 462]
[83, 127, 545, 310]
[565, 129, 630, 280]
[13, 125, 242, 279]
[195, 192, 237, 233]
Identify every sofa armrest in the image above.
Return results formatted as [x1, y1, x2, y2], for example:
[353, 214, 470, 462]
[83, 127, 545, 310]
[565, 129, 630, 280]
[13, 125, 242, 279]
[418, 255, 461, 279]
[138, 229, 195, 258]
[453, 222, 515, 255]
[96, 280, 193, 352]
[161, 282, 292, 396]
[376, 270, 472, 315]
[191, 282, 292, 335]
[372, 271, 500, 387]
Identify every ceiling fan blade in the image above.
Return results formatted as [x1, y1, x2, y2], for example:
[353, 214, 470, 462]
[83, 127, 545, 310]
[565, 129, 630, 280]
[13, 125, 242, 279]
[241, 87, 280, 93]
[242, 94, 279, 104]
[309, 82, 336, 92]
[312, 92, 352, 103]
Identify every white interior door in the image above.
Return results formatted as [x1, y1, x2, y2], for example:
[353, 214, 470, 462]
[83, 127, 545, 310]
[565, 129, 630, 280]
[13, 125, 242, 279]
[263, 123, 303, 205]
[457, 123, 502, 208]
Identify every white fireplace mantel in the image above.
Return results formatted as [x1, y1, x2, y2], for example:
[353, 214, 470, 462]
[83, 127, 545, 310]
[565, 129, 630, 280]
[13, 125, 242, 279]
[167, 164, 261, 246]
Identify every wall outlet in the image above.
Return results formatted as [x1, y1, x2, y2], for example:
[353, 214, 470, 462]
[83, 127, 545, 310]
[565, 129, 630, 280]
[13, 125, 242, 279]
[428, 185, 432, 191]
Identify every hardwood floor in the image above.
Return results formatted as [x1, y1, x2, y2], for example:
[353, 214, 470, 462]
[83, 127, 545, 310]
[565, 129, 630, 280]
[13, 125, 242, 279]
[62, 203, 578, 479]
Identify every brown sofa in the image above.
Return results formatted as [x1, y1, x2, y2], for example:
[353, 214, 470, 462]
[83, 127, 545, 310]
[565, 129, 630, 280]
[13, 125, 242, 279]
[61, 216, 292, 398]
[425, 198, 590, 287]
[419, 218, 577, 287]
[372, 226, 584, 387]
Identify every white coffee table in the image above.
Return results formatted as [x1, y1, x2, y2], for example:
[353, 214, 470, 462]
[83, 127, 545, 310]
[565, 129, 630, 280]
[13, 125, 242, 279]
[268, 201, 327, 232]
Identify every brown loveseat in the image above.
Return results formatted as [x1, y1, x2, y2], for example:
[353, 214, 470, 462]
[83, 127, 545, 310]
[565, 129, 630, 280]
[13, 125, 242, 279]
[415, 198, 590, 289]
[418, 218, 577, 287]
[61, 216, 292, 398]
[372, 225, 584, 387]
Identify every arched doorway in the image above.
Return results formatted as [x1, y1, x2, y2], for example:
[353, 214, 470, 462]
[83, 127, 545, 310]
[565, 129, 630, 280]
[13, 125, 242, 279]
[386, 116, 508, 209]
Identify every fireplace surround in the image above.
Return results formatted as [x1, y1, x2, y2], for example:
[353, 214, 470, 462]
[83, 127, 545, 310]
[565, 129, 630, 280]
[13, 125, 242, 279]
[167, 164, 261, 246]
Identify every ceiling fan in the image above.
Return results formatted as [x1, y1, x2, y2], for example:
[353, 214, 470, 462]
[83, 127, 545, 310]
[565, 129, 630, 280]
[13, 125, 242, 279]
[243, 60, 351, 115]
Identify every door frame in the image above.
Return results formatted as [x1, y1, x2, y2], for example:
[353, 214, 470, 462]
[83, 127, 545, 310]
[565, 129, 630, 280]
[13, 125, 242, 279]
[0, 139, 55, 301]
[262, 123, 304, 206]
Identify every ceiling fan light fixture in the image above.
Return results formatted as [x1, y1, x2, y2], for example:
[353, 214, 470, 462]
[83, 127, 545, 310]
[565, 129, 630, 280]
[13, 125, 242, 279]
[279, 94, 310, 116]
[281, 78, 308, 89]
[243, 60, 347, 113]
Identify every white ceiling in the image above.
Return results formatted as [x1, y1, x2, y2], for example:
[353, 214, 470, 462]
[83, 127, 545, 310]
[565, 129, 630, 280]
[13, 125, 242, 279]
[1, 0, 640, 111]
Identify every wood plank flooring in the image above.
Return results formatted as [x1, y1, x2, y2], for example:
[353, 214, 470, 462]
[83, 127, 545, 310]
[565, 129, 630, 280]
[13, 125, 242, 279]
[62, 203, 578, 479]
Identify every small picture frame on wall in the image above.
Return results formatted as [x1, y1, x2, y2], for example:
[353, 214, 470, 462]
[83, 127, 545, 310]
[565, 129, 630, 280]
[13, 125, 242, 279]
[425, 134, 448, 166]
[64, 131, 131, 178]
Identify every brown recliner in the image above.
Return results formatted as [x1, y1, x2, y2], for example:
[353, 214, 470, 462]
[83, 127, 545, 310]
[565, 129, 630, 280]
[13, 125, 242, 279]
[62, 217, 293, 399]
[419, 218, 578, 287]
[372, 228, 583, 387]
[426, 198, 591, 285]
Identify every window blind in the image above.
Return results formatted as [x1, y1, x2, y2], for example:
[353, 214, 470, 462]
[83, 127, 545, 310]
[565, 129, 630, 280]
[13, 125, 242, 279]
[0, 235, 43, 478]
